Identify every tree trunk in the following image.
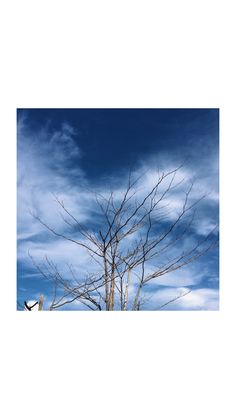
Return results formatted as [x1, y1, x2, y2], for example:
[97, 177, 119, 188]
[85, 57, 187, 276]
[39, 294, 44, 310]
[108, 267, 115, 310]
[104, 255, 109, 310]
[123, 269, 131, 310]
[132, 282, 143, 310]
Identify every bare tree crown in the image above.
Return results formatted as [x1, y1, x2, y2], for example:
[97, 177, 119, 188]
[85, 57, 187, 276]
[30, 167, 218, 310]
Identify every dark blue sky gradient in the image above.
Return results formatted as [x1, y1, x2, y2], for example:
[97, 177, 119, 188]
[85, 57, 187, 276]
[17, 108, 219, 179]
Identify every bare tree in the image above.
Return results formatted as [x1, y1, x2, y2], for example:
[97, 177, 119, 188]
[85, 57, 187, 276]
[29, 167, 218, 310]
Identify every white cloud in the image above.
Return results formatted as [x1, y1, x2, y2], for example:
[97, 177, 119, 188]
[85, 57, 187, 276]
[17, 119, 92, 244]
[131, 156, 219, 236]
[147, 265, 203, 287]
[142, 287, 219, 310]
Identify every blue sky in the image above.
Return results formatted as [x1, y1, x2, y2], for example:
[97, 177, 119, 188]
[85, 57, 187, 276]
[17, 109, 219, 310]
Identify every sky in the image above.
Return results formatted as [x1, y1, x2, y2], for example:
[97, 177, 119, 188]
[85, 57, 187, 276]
[17, 108, 219, 310]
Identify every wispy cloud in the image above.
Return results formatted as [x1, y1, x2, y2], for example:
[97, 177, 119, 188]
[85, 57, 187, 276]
[17, 118, 88, 242]
[142, 287, 219, 310]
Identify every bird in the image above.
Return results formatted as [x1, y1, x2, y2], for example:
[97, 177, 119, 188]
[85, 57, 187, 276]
[24, 300, 39, 311]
